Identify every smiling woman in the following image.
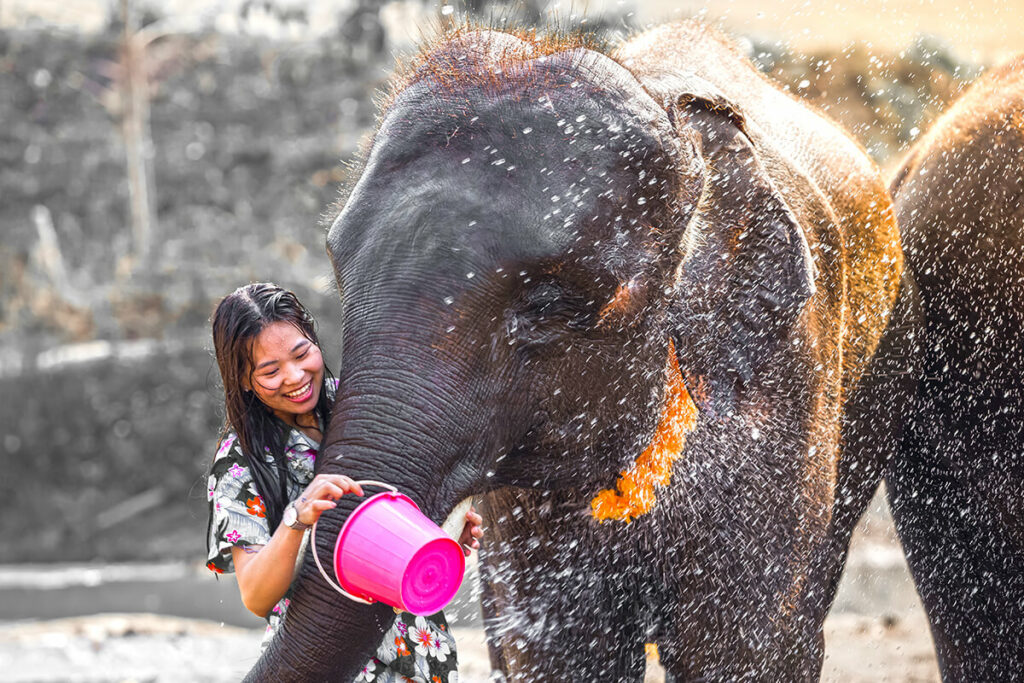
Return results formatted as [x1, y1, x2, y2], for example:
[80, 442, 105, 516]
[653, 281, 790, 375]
[205, 282, 482, 679]
[209, 284, 339, 535]
[244, 321, 326, 431]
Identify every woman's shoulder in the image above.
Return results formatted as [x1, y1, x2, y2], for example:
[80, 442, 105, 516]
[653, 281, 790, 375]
[211, 430, 248, 477]
[214, 430, 242, 462]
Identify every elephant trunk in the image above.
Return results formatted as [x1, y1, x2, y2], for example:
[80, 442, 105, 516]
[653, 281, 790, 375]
[244, 343, 496, 681]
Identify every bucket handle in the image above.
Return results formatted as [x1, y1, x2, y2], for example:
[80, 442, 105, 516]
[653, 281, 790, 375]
[310, 480, 397, 606]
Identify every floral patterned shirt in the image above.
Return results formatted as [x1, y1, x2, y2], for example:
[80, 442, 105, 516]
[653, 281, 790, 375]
[206, 405, 458, 681]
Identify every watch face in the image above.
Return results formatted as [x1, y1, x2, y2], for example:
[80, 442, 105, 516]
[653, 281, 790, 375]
[284, 504, 297, 526]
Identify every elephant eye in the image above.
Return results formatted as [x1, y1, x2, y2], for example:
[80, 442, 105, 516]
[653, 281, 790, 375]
[525, 283, 566, 316]
[530, 283, 596, 326]
[508, 282, 598, 350]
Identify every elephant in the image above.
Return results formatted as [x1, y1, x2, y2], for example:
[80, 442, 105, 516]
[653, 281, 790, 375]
[244, 21, 915, 681]
[886, 56, 1024, 680]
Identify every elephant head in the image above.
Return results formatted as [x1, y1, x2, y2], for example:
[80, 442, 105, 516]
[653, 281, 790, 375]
[245, 29, 819, 681]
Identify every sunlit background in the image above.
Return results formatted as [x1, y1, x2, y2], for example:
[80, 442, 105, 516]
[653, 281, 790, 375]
[1, 0, 1015, 679]
[8, 0, 1024, 56]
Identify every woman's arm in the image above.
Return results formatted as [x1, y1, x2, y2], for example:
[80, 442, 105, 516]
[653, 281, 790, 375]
[232, 474, 363, 617]
[231, 530, 300, 617]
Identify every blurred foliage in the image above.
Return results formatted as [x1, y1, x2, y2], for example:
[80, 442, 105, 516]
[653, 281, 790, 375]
[0, 20, 982, 562]
[749, 34, 979, 163]
[1, 26, 376, 350]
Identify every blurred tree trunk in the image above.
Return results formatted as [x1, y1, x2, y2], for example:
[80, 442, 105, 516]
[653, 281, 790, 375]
[120, 0, 156, 266]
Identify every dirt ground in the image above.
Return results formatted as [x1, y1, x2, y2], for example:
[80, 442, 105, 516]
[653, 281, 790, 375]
[0, 612, 939, 683]
[0, 491, 941, 682]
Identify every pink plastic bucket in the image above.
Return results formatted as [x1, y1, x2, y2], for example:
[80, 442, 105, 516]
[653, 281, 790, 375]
[325, 488, 465, 616]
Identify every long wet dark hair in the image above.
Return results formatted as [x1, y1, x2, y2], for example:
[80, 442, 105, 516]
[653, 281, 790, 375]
[209, 283, 335, 533]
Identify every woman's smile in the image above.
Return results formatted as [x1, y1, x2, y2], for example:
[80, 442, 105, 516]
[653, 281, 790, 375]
[283, 380, 314, 403]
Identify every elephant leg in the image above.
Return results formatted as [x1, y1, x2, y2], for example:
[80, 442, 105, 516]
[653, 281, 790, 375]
[649, 424, 837, 680]
[655, 596, 822, 683]
[650, 500, 824, 678]
[801, 271, 924, 625]
[887, 435, 1024, 680]
[884, 268, 1024, 677]
[478, 488, 647, 682]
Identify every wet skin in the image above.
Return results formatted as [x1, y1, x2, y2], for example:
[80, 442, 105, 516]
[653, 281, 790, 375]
[887, 56, 1024, 680]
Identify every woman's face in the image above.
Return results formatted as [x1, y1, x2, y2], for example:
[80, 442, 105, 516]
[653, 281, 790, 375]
[245, 321, 325, 425]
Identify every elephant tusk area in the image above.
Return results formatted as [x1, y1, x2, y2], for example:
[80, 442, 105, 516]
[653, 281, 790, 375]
[442, 496, 475, 542]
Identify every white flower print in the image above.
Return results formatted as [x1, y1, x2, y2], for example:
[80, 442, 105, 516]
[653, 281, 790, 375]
[207, 475, 217, 501]
[356, 658, 378, 682]
[409, 616, 450, 662]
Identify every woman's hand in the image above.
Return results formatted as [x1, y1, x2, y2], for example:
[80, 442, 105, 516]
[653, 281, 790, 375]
[293, 474, 364, 527]
[233, 474, 361, 618]
[458, 506, 484, 556]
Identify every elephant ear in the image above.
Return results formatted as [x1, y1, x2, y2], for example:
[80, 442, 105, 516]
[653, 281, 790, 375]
[667, 85, 817, 391]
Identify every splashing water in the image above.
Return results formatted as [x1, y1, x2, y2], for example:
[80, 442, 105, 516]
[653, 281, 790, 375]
[590, 339, 698, 522]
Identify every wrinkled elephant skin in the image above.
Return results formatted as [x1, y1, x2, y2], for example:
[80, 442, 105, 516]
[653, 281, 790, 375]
[245, 22, 912, 681]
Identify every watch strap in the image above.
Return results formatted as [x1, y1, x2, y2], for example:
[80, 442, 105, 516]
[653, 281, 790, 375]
[285, 501, 309, 530]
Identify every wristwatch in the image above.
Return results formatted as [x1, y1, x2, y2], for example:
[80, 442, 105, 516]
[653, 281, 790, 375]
[282, 501, 309, 530]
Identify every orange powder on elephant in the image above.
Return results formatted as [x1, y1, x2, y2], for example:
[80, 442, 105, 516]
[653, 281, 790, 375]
[590, 341, 698, 523]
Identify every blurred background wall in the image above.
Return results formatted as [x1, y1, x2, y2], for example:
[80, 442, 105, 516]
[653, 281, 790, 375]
[0, 0, 1001, 565]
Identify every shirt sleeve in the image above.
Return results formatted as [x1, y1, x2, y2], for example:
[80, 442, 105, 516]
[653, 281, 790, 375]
[205, 433, 273, 574]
